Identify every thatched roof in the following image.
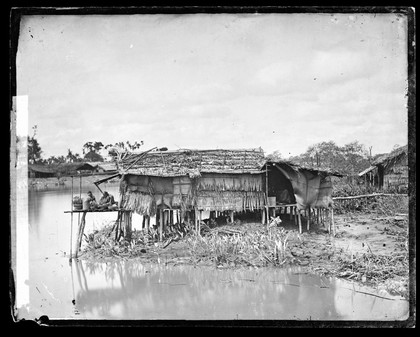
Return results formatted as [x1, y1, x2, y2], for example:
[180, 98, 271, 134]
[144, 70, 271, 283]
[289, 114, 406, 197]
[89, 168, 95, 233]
[117, 148, 266, 177]
[372, 145, 408, 166]
[263, 160, 343, 177]
[358, 165, 376, 177]
[88, 161, 117, 171]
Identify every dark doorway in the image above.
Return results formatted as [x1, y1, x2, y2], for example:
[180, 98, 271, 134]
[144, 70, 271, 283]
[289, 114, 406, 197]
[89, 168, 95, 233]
[267, 165, 296, 204]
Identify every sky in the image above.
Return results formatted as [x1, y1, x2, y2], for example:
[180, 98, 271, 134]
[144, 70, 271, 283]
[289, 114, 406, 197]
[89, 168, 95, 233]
[16, 13, 409, 159]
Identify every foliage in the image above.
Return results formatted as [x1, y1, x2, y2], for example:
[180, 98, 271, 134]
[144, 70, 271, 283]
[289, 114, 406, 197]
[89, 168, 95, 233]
[66, 149, 83, 163]
[28, 125, 42, 164]
[82, 141, 104, 155]
[105, 141, 144, 152]
[265, 150, 282, 162]
[288, 140, 371, 175]
[84, 151, 104, 162]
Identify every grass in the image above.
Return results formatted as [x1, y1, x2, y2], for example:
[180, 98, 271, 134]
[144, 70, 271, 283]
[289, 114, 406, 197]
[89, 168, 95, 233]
[185, 225, 299, 267]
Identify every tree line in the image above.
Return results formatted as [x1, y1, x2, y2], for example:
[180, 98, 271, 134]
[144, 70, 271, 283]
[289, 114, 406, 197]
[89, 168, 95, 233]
[28, 125, 398, 176]
[265, 140, 399, 176]
[28, 125, 144, 165]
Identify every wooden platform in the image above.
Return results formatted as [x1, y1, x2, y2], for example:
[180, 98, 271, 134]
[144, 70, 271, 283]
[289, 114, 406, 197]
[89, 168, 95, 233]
[64, 208, 124, 213]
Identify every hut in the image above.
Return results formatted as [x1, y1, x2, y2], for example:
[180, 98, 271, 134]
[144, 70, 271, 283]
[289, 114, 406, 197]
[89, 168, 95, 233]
[358, 145, 408, 192]
[262, 161, 343, 233]
[116, 148, 267, 236]
[54, 162, 98, 176]
[28, 164, 56, 178]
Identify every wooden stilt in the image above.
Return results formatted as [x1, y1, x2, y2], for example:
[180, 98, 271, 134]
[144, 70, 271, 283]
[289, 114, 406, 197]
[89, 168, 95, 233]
[331, 207, 335, 236]
[261, 209, 265, 225]
[307, 207, 311, 231]
[327, 209, 331, 234]
[194, 208, 198, 233]
[125, 211, 132, 242]
[142, 215, 146, 230]
[230, 210, 234, 223]
[289, 206, 293, 221]
[159, 208, 164, 241]
[297, 210, 302, 234]
[74, 211, 87, 258]
[70, 176, 74, 259]
[317, 208, 320, 225]
[199, 210, 202, 235]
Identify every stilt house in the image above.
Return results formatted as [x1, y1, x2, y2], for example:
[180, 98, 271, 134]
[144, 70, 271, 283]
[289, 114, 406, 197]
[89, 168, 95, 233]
[116, 148, 267, 229]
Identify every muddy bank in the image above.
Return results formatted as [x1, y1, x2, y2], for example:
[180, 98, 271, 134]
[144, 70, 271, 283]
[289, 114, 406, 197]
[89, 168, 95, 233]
[80, 208, 409, 299]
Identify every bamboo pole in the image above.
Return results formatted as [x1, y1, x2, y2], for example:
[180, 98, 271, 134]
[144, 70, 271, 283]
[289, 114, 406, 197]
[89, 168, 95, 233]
[70, 176, 74, 259]
[146, 215, 150, 231]
[265, 164, 269, 225]
[326, 209, 331, 234]
[199, 210, 202, 235]
[142, 215, 146, 230]
[307, 207, 311, 231]
[194, 208, 198, 234]
[317, 208, 320, 225]
[159, 208, 163, 242]
[74, 211, 87, 257]
[297, 210, 302, 234]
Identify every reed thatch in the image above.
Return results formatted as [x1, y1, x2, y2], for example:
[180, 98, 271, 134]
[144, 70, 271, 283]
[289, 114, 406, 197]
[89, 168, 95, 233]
[116, 148, 266, 214]
[372, 145, 408, 171]
[117, 148, 265, 177]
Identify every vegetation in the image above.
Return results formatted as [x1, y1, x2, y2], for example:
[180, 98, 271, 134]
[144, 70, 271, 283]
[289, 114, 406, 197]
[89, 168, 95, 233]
[26, 125, 144, 166]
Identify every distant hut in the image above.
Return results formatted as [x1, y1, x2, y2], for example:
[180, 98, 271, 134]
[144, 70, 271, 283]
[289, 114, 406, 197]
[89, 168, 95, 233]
[28, 164, 56, 178]
[93, 162, 118, 174]
[116, 148, 267, 232]
[358, 145, 408, 192]
[55, 162, 98, 176]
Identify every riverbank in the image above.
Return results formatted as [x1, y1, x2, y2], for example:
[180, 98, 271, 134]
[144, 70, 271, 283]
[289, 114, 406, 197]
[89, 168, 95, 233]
[80, 195, 410, 299]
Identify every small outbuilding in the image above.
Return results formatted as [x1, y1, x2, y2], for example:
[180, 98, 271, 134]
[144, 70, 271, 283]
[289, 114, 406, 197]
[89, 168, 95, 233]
[358, 145, 408, 193]
[28, 164, 56, 178]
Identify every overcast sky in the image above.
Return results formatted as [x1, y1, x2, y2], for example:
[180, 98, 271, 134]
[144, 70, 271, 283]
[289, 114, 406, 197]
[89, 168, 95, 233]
[16, 13, 408, 159]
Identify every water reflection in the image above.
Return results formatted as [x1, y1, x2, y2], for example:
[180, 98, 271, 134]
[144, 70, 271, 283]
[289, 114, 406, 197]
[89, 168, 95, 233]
[73, 260, 343, 320]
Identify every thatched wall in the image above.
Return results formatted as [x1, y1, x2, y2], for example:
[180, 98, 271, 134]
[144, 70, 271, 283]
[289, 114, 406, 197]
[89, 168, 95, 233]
[118, 149, 267, 215]
[120, 172, 266, 215]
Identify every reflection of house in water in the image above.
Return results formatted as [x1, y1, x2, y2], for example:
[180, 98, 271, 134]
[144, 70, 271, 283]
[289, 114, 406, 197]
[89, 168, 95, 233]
[72, 260, 342, 320]
[358, 145, 408, 193]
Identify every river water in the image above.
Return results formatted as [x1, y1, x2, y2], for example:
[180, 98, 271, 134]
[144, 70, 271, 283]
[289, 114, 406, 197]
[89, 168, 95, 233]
[18, 183, 409, 321]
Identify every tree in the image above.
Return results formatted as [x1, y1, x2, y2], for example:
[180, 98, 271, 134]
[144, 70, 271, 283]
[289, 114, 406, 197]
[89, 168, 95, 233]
[84, 151, 104, 162]
[45, 155, 66, 165]
[66, 149, 83, 163]
[288, 140, 371, 176]
[265, 150, 282, 162]
[83, 141, 105, 162]
[28, 125, 42, 164]
[105, 140, 143, 152]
